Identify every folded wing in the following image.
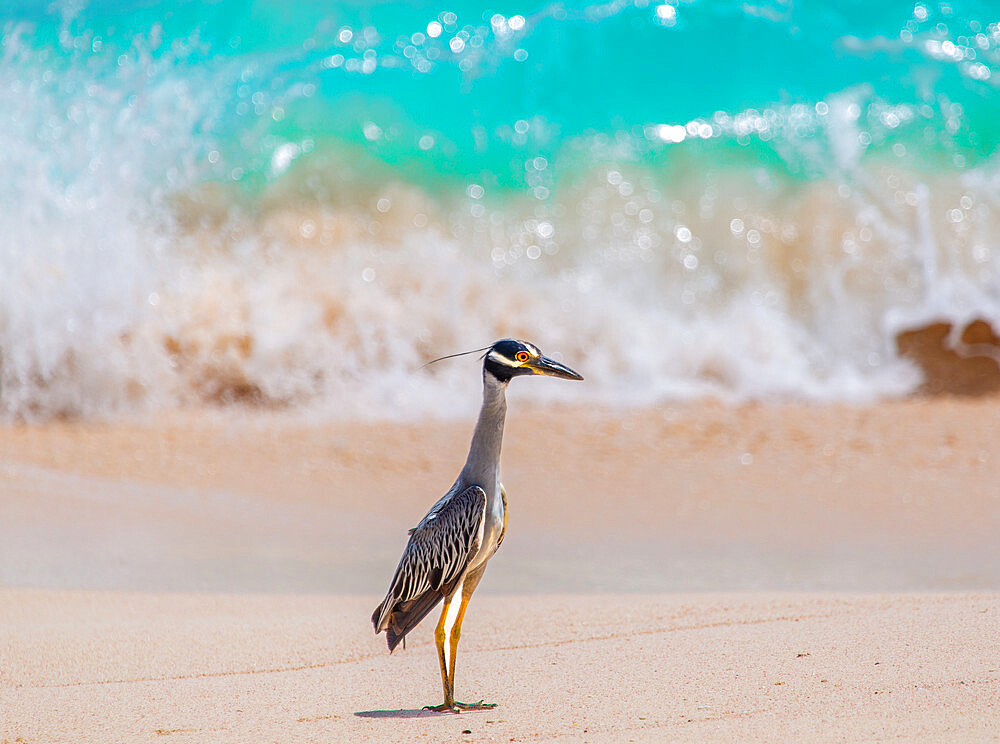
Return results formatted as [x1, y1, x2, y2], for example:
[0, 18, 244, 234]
[371, 485, 487, 652]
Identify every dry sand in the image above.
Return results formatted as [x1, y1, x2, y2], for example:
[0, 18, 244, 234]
[2, 591, 997, 743]
[1, 398, 999, 742]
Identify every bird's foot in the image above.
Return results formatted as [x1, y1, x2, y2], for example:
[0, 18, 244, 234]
[454, 699, 497, 711]
[422, 699, 497, 713]
[423, 702, 460, 713]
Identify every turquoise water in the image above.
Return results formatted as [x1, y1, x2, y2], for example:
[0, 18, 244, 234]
[7, 1, 996, 189]
[1, 1, 999, 417]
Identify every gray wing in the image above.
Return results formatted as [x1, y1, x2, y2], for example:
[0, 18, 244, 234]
[371, 485, 487, 652]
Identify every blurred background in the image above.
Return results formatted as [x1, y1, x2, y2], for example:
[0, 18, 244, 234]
[2, 0, 999, 421]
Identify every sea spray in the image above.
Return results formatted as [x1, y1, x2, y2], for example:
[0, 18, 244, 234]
[1, 1, 999, 419]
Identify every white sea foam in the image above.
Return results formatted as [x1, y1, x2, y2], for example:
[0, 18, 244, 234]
[3, 22, 1000, 420]
[4, 159, 999, 422]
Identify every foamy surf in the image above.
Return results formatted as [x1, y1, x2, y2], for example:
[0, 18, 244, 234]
[1, 1, 999, 420]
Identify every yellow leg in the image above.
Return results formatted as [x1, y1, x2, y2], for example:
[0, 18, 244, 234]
[447, 566, 496, 712]
[422, 564, 496, 713]
[423, 594, 456, 712]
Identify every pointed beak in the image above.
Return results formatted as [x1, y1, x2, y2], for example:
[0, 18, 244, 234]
[527, 355, 584, 381]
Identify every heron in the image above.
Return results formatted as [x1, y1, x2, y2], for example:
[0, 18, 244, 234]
[371, 338, 583, 713]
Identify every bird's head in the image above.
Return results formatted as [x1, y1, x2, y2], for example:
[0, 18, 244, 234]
[482, 339, 584, 383]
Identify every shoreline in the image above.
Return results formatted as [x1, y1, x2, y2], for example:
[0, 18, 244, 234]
[2, 397, 998, 592]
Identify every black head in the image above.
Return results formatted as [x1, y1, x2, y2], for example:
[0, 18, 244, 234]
[482, 339, 584, 383]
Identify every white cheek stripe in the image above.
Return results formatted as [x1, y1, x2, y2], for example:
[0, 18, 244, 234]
[487, 350, 519, 367]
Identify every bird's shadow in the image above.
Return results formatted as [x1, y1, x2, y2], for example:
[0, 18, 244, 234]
[354, 708, 441, 719]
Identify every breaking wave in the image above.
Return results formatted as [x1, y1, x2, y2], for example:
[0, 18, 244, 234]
[2, 0, 1000, 419]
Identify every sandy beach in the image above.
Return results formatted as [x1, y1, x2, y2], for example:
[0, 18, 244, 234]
[2, 590, 997, 743]
[7, 1, 1000, 740]
[2, 398, 999, 742]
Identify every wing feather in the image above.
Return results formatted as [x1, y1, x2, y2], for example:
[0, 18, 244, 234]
[371, 485, 487, 651]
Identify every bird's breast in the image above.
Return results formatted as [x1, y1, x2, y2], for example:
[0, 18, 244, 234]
[487, 482, 505, 533]
[469, 479, 506, 569]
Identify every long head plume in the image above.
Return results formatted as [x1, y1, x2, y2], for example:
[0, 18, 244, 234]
[420, 344, 491, 370]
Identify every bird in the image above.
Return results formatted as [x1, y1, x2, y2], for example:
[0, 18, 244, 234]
[371, 338, 583, 713]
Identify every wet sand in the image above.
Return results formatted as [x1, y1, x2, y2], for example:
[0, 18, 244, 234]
[1, 398, 999, 741]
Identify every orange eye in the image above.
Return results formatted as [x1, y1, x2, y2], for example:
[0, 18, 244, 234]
[515, 351, 530, 363]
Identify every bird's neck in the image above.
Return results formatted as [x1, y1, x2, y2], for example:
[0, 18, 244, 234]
[459, 371, 508, 487]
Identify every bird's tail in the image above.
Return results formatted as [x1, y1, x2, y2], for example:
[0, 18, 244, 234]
[371, 597, 392, 636]
[372, 590, 444, 653]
